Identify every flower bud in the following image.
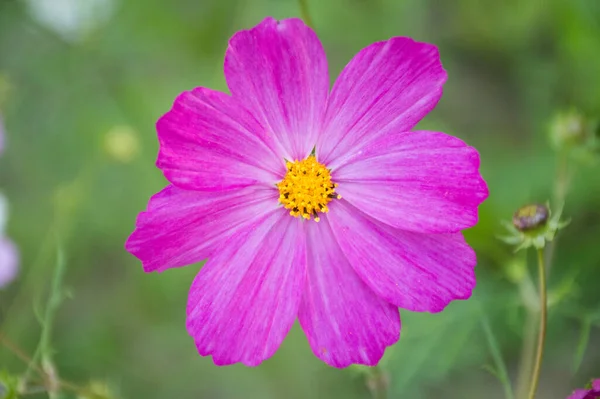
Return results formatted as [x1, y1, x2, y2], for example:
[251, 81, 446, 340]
[550, 109, 588, 149]
[549, 109, 599, 164]
[512, 203, 549, 232]
[103, 125, 139, 163]
[499, 202, 569, 251]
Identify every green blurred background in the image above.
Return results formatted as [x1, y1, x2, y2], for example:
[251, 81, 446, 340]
[1, 0, 599, 398]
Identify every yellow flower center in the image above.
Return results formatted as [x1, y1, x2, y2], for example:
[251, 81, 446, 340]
[276, 156, 340, 222]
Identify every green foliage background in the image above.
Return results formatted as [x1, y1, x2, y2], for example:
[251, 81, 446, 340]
[0, 0, 599, 398]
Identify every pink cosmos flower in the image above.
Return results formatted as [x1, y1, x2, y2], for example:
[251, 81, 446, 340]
[126, 17, 488, 367]
[568, 379, 600, 399]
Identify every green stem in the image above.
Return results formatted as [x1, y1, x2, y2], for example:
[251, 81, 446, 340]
[481, 316, 515, 399]
[545, 151, 570, 274]
[527, 249, 547, 399]
[22, 246, 66, 395]
[298, 0, 315, 29]
[366, 366, 388, 399]
[40, 248, 66, 359]
[572, 317, 591, 374]
[516, 312, 537, 399]
[517, 151, 570, 398]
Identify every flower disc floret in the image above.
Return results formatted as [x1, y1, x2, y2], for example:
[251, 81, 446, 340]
[276, 156, 340, 222]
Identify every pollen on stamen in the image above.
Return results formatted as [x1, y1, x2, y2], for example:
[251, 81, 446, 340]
[276, 156, 340, 222]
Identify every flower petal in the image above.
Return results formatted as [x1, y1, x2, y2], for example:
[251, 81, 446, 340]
[328, 200, 476, 312]
[125, 185, 278, 272]
[318, 37, 446, 169]
[333, 131, 488, 233]
[187, 209, 306, 366]
[0, 237, 18, 289]
[225, 17, 329, 161]
[298, 218, 400, 367]
[568, 390, 590, 399]
[157, 87, 282, 191]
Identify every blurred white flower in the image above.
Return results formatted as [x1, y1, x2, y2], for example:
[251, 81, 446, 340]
[0, 194, 18, 289]
[0, 237, 18, 289]
[25, 0, 116, 42]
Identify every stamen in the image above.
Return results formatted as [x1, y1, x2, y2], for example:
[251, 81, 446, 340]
[276, 156, 340, 222]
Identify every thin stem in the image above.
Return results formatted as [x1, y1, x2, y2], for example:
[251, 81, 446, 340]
[481, 316, 515, 399]
[0, 333, 88, 396]
[527, 249, 548, 399]
[517, 151, 570, 398]
[572, 317, 591, 374]
[22, 246, 66, 394]
[515, 268, 541, 398]
[545, 151, 570, 274]
[298, 0, 315, 29]
[516, 313, 537, 399]
[366, 366, 389, 399]
[40, 247, 66, 398]
[39, 248, 66, 358]
[0, 333, 44, 376]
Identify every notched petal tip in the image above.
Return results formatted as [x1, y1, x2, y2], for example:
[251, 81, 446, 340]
[308, 305, 401, 368]
[154, 87, 282, 191]
[186, 212, 306, 367]
[227, 16, 315, 45]
[125, 186, 278, 274]
[193, 341, 272, 367]
[126, 229, 173, 274]
[386, 35, 448, 80]
[420, 257, 476, 314]
[329, 202, 478, 313]
[468, 146, 490, 202]
[225, 15, 329, 161]
[192, 340, 267, 367]
[319, 35, 448, 167]
[333, 131, 489, 234]
[299, 218, 401, 368]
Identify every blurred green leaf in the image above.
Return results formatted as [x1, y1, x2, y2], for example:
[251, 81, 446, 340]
[481, 316, 515, 399]
[572, 317, 591, 374]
